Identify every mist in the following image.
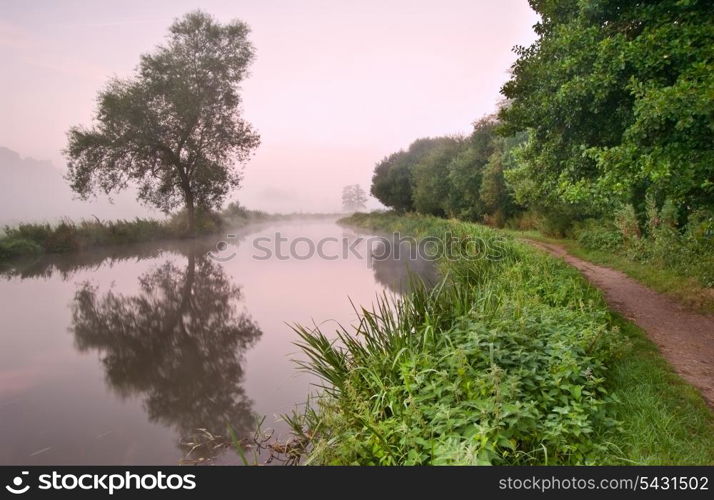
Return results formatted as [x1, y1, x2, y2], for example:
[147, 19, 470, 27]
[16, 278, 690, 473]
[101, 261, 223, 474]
[0, 146, 159, 225]
[0, 0, 538, 218]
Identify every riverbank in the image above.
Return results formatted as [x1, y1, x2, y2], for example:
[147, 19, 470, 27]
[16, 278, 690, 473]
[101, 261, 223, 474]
[290, 212, 714, 465]
[0, 210, 341, 265]
[0, 208, 262, 263]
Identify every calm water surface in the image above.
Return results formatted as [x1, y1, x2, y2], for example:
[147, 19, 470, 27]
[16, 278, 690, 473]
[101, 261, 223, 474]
[0, 219, 435, 465]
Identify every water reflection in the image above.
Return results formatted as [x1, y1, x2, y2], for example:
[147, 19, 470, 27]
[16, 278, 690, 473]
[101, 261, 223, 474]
[0, 220, 439, 465]
[69, 252, 261, 462]
[368, 237, 440, 294]
[0, 238, 230, 281]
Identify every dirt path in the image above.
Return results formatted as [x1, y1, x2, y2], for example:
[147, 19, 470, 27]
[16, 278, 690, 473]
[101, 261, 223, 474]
[525, 239, 714, 408]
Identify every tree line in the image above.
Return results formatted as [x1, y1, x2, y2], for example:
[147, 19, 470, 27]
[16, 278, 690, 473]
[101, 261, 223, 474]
[371, 0, 713, 237]
[371, 116, 527, 227]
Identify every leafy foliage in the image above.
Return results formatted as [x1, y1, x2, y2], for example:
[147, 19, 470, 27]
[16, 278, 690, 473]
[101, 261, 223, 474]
[371, 138, 454, 212]
[576, 204, 714, 287]
[65, 11, 260, 234]
[369, 120, 525, 226]
[292, 213, 620, 465]
[445, 118, 499, 220]
[412, 138, 464, 216]
[500, 0, 714, 221]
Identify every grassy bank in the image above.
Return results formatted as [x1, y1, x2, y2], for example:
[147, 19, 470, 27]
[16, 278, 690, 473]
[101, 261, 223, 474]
[504, 229, 714, 314]
[604, 315, 714, 464]
[0, 206, 269, 264]
[289, 212, 714, 465]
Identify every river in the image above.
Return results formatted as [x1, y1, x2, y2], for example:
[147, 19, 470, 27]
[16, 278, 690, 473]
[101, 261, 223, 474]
[0, 218, 435, 465]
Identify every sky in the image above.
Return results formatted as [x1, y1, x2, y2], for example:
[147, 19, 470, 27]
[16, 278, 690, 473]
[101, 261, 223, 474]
[0, 0, 539, 216]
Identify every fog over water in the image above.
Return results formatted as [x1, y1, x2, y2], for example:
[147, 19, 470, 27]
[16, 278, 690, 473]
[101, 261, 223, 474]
[0, 219, 436, 464]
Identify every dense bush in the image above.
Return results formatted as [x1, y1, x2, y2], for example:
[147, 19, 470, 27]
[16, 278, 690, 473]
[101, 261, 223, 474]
[575, 220, 623, 252]
[371, 138, 455, 213]
[500, 0, 714, 222]
[576, 205, 714, 287]
[0, 237, 43, 260]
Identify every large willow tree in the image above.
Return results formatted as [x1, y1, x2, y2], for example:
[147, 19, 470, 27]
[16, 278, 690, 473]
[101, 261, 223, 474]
[65, 11, 260, 234]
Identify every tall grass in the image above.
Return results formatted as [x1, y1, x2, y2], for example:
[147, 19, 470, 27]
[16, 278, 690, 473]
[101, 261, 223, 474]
[287, 212, 714, 465]
[0, 218, 188, 262]
[600, 315, 714, 464]
[0, 205, 271, 263]
[289, 213, 625, 464]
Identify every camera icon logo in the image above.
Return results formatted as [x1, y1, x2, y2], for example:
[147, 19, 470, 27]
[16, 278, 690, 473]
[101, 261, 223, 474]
[5, 471, 30, 495]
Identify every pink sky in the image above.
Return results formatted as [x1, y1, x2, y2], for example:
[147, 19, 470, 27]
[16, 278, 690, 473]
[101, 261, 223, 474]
[0, 0, 538, 214]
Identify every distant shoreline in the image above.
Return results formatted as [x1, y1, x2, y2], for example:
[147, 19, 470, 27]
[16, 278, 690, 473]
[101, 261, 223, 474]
[0, 211, 349, 266]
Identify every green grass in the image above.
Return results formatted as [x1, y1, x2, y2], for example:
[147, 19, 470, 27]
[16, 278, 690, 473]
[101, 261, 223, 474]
[287, 212, 714, 465]
[603, 315, 714, 464]
[0, 207, 271, 264]
[0, 218, 183, 262]
[504, 229, 714, 314]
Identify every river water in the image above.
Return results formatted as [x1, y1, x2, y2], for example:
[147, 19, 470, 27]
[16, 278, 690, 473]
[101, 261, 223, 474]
[0, 218, 435, 465]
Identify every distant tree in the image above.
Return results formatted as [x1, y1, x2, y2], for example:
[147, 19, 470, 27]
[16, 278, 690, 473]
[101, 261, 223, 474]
[445, 117, 499, 220]
[371, 151, 414, 212]
[412, 137, 464, 216]
[65, 11, 260, 235]
[370, 137, 457, 212]
[342, 184, 368, 212]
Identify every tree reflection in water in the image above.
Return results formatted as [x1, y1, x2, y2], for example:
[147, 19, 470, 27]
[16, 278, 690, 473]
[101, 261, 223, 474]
[70, 252, 262, 462]
[368, 238, 438, 294]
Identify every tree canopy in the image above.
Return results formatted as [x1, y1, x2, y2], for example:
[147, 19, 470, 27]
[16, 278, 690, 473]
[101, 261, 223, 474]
[65, 10, 260, 234]
[500, 0, 714, 223]
[369, 0, 712, 235]
[368, 124, 524, 226]
[341, 184, 368, 212]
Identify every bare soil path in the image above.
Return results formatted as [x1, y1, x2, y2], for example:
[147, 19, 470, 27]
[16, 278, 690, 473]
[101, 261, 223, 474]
[525, 239, 714, 408]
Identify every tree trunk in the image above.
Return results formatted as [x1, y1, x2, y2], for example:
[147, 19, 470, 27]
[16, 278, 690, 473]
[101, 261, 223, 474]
[185, 191, 196, 237]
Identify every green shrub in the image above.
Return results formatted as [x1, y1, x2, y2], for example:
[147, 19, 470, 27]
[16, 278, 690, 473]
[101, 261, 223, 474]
[291, 213, 619, 465]
[505, 208, 582, 238]
[0, 237, 43, 260]
[0, 213, 222, 263]
[576, 220, 623, 251]
[574, 204, 714, 288]
[506, 210, 541, 231]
